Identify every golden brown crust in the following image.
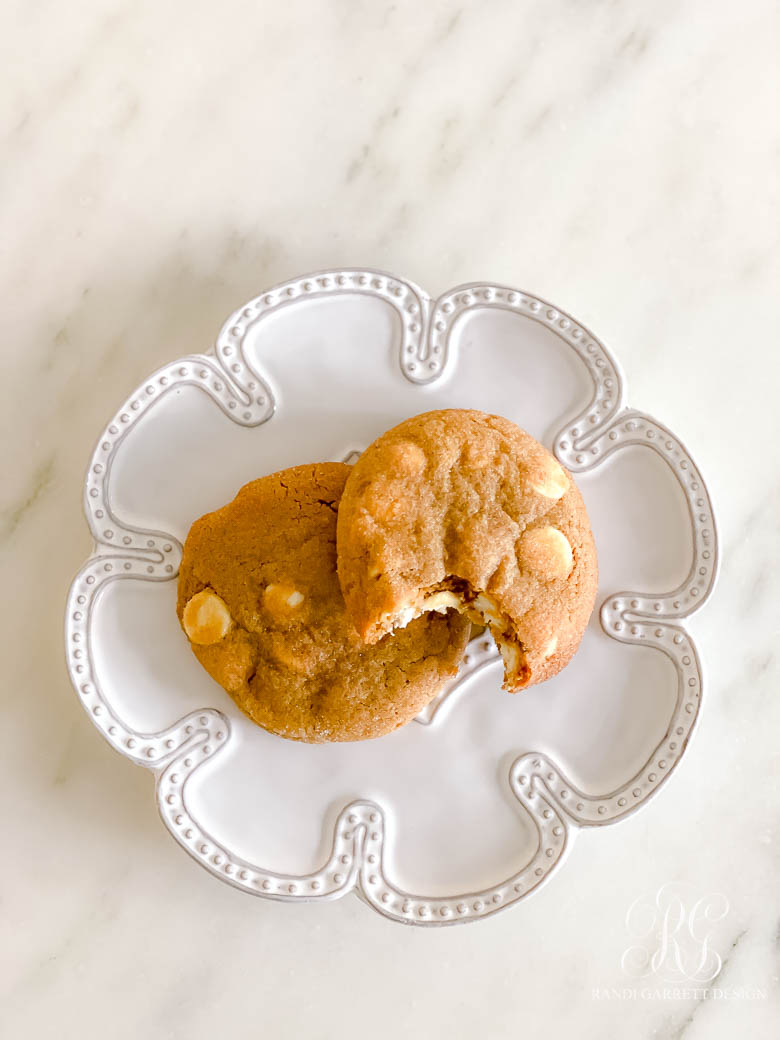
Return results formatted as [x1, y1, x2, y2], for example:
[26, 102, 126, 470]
[336, 410, 598, 690]
[177, 463, 470, 742]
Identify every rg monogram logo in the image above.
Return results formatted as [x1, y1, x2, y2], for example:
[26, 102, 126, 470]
[621, 882, 730, 983]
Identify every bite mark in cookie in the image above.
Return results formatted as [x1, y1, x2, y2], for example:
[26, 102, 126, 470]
[378, 577, 531, 690]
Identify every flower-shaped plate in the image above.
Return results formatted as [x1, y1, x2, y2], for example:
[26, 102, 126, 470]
[65, 270, 717, 926]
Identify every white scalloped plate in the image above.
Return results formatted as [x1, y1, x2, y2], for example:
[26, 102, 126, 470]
[65, 270, 718, 926]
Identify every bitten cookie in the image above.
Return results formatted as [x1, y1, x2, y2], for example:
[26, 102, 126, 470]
[177, 463, 470, 742]
[336, 410, 598, 691]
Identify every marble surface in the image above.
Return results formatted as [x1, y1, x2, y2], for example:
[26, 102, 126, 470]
[2, 1, 779, 1036]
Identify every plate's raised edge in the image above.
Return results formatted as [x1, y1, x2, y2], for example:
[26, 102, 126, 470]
[153, 738, 575, 925]
[64, 269, 718, 926]
[425, 280, 627, 421]
[80, 354, 274, 563]
[214, 268, 435, 385]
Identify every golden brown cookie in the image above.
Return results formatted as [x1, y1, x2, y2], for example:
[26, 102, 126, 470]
[177, 463, 470, 742]
[336, 410, 598, 691]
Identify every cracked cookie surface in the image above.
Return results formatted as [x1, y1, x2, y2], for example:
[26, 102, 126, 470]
[336, 410, 598, 691]
[177, 462, 470, 742]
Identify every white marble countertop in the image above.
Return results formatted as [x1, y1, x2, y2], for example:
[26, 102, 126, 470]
[3, 1, 779, 1036]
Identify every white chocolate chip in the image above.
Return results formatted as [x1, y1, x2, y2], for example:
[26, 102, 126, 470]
[472, 593, 503, 626]
[519, 525, 574, 581]
[388, 440, 427, 475]
[530, 457, 569, 500]
[498, 638, 520, 673]
[182, 589, 232, 645]
[382, 603, 419, 630]
[542, 635, 558, 659]
[387, 589, 509, 631]
[423, 591, 462, 613]
[383, 590, 464, 629]
[264, 583, 305, 616]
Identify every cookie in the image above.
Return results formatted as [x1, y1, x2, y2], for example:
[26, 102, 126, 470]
[336, 410, 598, 691]
[177, 463, 470, 742]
